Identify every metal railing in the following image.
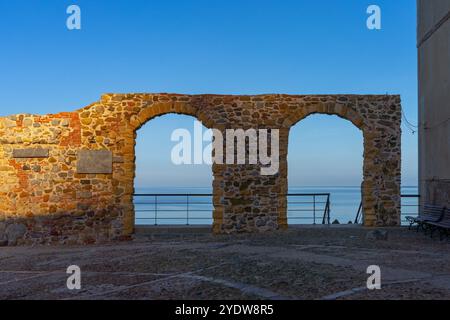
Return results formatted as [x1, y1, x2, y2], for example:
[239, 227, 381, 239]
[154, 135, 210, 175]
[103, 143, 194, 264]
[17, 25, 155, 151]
[134, 194, 213, 225]
[354, 194, 420, 225]
[134, 193, 331, 225]
[400, 194, 420, 224]
[287, 193, 331, 225]
[354, 202, 363, 224]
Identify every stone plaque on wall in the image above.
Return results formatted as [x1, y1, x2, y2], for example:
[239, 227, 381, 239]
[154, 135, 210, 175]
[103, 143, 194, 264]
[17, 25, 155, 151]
[13, 148, 49, 158]
[76, 150, 113, 174]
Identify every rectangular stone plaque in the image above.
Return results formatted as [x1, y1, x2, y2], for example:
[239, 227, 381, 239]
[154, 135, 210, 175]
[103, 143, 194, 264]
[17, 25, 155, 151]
[77, 150, 113, 174]
[13, 148, 49, 158]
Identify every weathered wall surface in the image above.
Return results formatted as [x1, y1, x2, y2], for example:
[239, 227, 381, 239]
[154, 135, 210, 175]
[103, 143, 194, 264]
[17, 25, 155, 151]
[0, 94, 401, 245]
[418, 1, 450, 209]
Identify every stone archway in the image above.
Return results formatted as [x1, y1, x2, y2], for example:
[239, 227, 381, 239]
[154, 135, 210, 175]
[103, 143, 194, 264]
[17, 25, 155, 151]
[279, 97, 401, 227]
[0, 94, 401, 245]
[285, 112, 364, 226]
[133, 112, 217, 231]
[104, 97, 221, 235]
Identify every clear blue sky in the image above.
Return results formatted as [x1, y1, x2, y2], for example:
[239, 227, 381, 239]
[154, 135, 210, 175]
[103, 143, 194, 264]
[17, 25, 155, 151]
[0, 0, 418, 188]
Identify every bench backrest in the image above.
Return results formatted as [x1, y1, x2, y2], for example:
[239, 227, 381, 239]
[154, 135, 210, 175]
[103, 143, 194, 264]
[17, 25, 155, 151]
[442, 207, 450, 222]
[421, 204, 445, 221]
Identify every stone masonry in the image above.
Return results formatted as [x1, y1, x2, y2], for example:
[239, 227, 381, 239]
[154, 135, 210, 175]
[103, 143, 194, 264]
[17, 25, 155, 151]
[0, 94, 402, 245]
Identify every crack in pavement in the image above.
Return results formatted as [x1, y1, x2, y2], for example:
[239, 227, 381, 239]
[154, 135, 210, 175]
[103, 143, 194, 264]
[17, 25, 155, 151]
[319, 278, 427, 300]
[0, 271, 61, 286]
[63, 262, 230, 300]
[180, 274, 297, 300]
[213, 244, 430, 279]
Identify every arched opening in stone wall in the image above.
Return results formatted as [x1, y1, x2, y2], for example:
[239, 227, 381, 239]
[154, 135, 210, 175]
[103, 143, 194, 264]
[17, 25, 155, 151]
[287, 114, 364, 225]
[134, 114, 213, 226]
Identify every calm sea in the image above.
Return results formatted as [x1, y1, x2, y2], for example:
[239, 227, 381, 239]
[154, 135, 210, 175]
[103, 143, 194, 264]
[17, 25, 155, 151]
[134, 186, 419, 226]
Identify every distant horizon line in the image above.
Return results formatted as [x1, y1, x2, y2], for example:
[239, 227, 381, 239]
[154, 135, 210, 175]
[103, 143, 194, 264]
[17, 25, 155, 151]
[135, 185, 419, 188]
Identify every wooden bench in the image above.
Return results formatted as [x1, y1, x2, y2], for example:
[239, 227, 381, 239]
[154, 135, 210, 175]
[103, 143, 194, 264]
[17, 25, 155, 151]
[425, 208, 450, 240]
[405, 204, 445, 232]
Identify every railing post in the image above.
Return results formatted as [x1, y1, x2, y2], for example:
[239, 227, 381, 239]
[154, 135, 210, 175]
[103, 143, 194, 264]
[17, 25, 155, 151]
[313, 195, 316, 225]
[327, 195, 331, 225]
[322, 195, 327, 224]
[354, 202, 362, 224]
[322, 195, 330, 225]
[154, 195, 158, 226]
[186, 195, 190, 226]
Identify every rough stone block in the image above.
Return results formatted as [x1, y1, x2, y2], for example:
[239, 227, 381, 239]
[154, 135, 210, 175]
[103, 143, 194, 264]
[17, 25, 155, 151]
[77, 150, 113, 174]
[6, 223, 27, 246]
[366, 230, 388, 241]
[113, 156, 124, 163]
[13, 148, 49, 158]
[3, 118, 17, 128]
[77, 191, 93, 199]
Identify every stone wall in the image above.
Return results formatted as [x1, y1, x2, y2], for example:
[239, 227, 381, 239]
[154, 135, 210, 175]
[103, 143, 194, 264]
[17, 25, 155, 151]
[0, 94, 401, 245]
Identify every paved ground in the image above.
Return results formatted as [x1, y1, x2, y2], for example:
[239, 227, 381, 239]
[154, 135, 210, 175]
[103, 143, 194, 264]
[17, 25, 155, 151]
[1, 225, 450, 300]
